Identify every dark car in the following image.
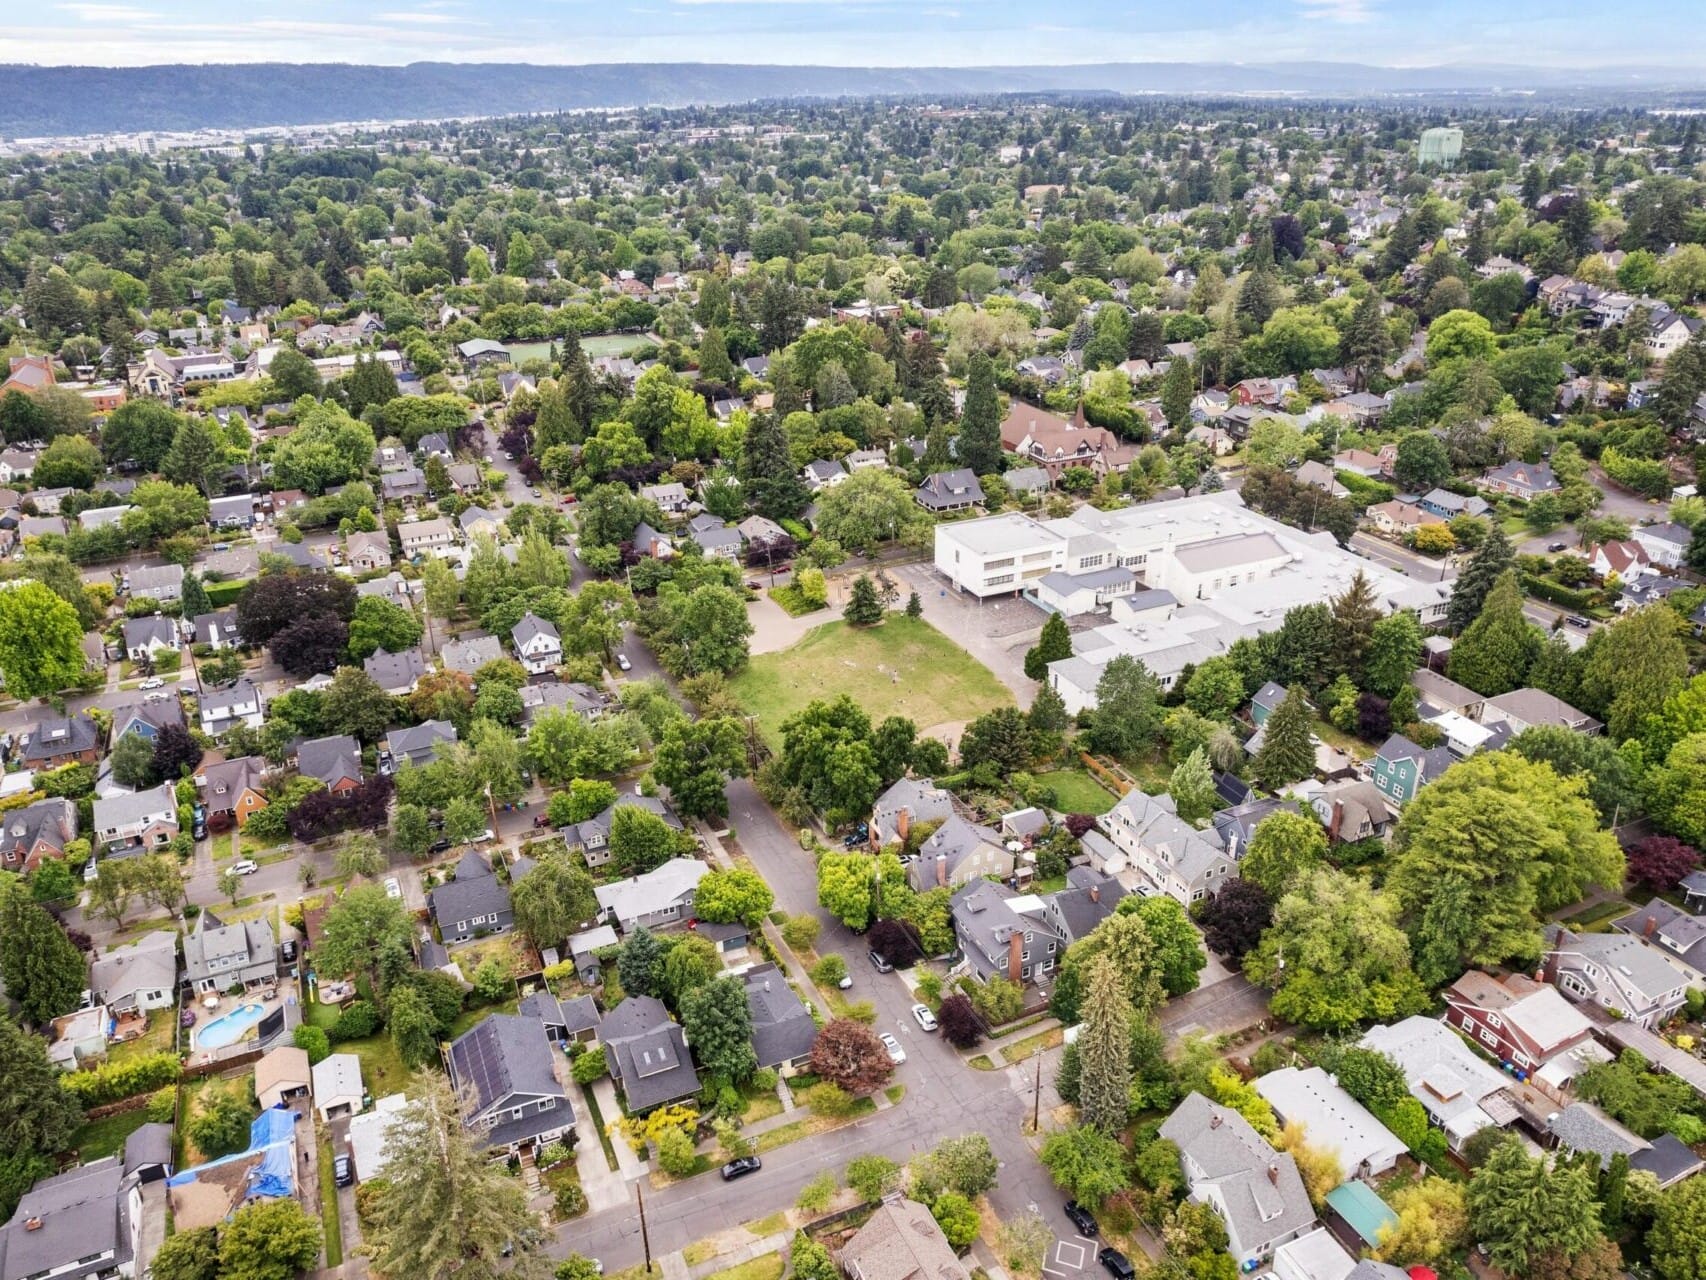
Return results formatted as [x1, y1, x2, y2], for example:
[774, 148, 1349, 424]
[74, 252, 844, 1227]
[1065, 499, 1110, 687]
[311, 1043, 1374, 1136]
[533, 813, 555, 828]
[1566, 614, 1592, 628]
[333, 1153, 353, 1188]
[1548, 542, 1569, 553]
[869, 949, 895, 974]
[281, 940, 298, 964]
[1098, 1249, 1135, 1280]
[1065, 1201, 1098, 1237]
[720, 1156, 762, 1181]
[429, 837, 451, 853]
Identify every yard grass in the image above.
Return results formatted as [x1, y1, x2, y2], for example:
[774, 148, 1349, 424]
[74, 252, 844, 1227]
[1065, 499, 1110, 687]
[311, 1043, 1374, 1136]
[1311, 717, 1373, 760]
[885, 1084, 906, 1105]
[1000, 1028, 1064, 1064]
[449, 996, 519, 1039]
[754, 1098, 876, 1154]
[449, 933, 531, 979]
[728, 616, 1011, 747]
[106, 1010, 175, 1065]
[748, 1211, 789, 1238]
[1557, 897, 1634, 931]
[967, 1054, 996, 1071]
[742, 1089, 784, 1126]
[318, 1135, 344, 1267]
[705, 1253, 783, 1280]
[579, 1083, 619, 1172]
[606, 1265, 662, 1280]
[684, 1241, 723, 1267]
[1033, 769, 1116, 815]
[72, 1107, 157, 1161]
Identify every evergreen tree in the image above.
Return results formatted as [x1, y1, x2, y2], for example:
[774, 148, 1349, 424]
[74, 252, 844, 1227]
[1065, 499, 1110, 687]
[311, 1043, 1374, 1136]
[697, 327, 734, 383]
[921, 423, 953, 473]
[1341, 290, 1388, 385]
[1029, 683, 1071, 735]
[1254, 686, 1316, 789]
[346, 354, 399, 417]
[534, 380, 579, 452]
[1656, 330, 1706, 432]
[0, 1014, 81, 1155]
[1446, 526, 1513, 633]
[739, 413, 809, 519]
[1329, 570, 1382, 681]
[161, 416, 225, 495]
[1075, 955, 1131, 1133]
[905, 591, 923, 618]
[1025, 612, 1073, 680]
[1448, 572, 1541, 696]
[617, 927, 666, 998]
[845, 575, 884, 626]
[179, 571, 212, 623]
[559, 333, 600, 435]
[0, 881, 86, 1026]
[1160, 355, 1194, 428]
[1235, 267, 1280, 332]
[957, 353, 1002, 477]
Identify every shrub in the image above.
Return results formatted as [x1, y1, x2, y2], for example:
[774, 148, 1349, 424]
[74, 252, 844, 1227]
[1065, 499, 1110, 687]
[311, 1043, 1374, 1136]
[554, 1181, 587, 1219]
[293, 1025, 332, 1065]
[330, 1001, 380, 1041]
[655, 1126, 699, 1176]
[752, 1067, 778, 1092]
[797, 1171, 837, 1213]
[804, 1082, 858, 1118]
[61, 1051, 181, 1106]
[571, 1046, 609, 1085]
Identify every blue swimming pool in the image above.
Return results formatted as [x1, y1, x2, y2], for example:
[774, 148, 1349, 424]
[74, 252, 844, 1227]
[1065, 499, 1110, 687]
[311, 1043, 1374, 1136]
[195, 1002, 266, 1050]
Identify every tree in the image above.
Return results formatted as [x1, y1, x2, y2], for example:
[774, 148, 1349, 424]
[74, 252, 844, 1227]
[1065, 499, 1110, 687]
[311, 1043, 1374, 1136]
[937, 994, 982, 1048]
[1389, 751, 1622, 973]
[387, 984, 442, 1068]
[1038, 1124, 1128, 1205]
[0, 880, 89, 1026]
[268, 347, 322, 401]
[813, 470, 930, 554]
[958, 706, 1032, 772]
[617, 927, 666, 998]
[1392, 432, 1451, 492]
[846, 1154, 902, 1201]
[1447, 526, 1513, 633]
[1652, 1177, 1706, 1280]
[654, 716, 748, 820]
[1467, 1141, 1603, 1278]
[1278, 1121, 1343, 1208]
[365, 1073, 552, 1280]
[844, 575, 884, 626]
[0, 1014, 81, 1154]
[693, 867, 774, 926]
[1088, 656, 1162, 757]
[930, 1192, 981, 1250]
[1076, 955, 1131, 1132]
[161, 416, 225, 495]
[1244, 868, 1428, 1031]
[188, 1084, 253, 1158]
[1183, 656, 1246, 721]
[1581, 606, 1690, 743]
[236, 570, 357, 645]
[1365, 611, 1424, 699]
[1026, 613, 1074, 682]
[0, 581, 85, 699]
[1426, 309, 1497, 364]
[1449, 572, 1541, 696]
[740, 412, 810, 519]
[347, 596, 424, 661]
[149, 1229, 221, 1280]
[808, 1018, 894, 1093]
[110, 730, 157, 788]
[101, 399, 183, 469]
[34, 434, 101, 489]
[294, 1024, 331, 1065]
[1196, 879, 1272, 960]
[1253, 686, 1316, 788]
[1507, 726, 1642, 827]
[316, 883, 413, 991]
[1169, 747, 1217, 824]
[510, 854, 598, 950]
[333, 832, 386, 881]
[608, 804, 683, 873]
[649, 584, 753, 678]
[1241, 810, 1327, 897]
[1375, 1177, 1470, 1266]
[1627, 836, 1701, 894]
[321, 665, 395, 742]
[958, 353, 1002, 477]
[660, 934, 719, 1006]
[680, 976, 757, 1082]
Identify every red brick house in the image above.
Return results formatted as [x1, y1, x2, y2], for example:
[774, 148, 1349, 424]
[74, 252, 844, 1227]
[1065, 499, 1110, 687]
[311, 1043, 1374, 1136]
[0, 798, 77, 873]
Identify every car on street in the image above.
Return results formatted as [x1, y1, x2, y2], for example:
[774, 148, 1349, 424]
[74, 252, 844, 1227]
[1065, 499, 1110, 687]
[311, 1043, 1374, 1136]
[333, 1153, 353, 1187]
[615, 653, 631, 671]
[1065, 1202, 1099, 1237]
[879, 1032, 906, 1064]
[533, 813, 555, 828]
[384, 876, 402, 899]
[720, 1156, 762, 1181]
[868, 949, 894, 974]
[230, 859, 259, 876]
[911, 1003, 938, 1032]
[138, 677, 164, 690]
[531, 488, 542, 498]
[429, 838, 451, 854]
[1548, 542, 1569, 553]
[1566, 614, 1592, 628]
[1098, 1249, 1135, 1280]
[83, 858, 98, 882]
[145, 690, 172, 703]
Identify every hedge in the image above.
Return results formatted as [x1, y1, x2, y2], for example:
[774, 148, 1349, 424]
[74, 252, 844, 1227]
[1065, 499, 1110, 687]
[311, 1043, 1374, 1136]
[62, 1051, 182, 1106]
[1335, 470, 1395, 510]
[204, 579, 250, 608]
[1521, 573, 1598, 611]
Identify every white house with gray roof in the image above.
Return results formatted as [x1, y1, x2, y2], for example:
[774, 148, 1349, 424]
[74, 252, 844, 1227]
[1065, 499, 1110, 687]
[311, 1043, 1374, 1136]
[182, 908, 277, 994]
[1358, 1016, 1521, 1151]
[511, 613, 561, 675]
[596, 994, 700, 1112]
[90, 931, 178, 1014]
[594, 857, 706, 932]
[1546, 923, 1690, 1028]
[1104, 789, 1238, 904]
[0, 1158, 142, 1280]
[441, 631, 503, 675]
[1254, 1067, 1407, 1181]
[199, 678, 263, 736]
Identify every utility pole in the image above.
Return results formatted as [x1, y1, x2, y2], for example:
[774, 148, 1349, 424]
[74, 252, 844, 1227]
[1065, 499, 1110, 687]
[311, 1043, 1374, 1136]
[1032, 1052, 1042, 1131]
[637, 1180, 652, 1273]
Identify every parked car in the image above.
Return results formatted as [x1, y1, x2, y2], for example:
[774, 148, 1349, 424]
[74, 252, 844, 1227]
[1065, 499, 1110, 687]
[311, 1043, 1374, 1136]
[191, 814, 207, 840]
[230, 859, 259, 876]
[145, 690, 172, 703]
[615, 653, 631, 671]
[1065, 1202, 1099, 1237]
[429, 837, 451, 854]
[879, 1032, 906, 1064]
[1566, 614, 1592, 628]
[911, 1003, 938, 1032]
[333, 1153, 353, 1187]
[837, 972, 854, 990]
[720, 1156, 762, 1181]
[83, 857, 98, 882]
[384, 876, 402, 900]
[1098, 1249, 1135, 1280]
[1548, 542, 1569, 553]
[533, 813, 555, 828]
[868, 949, 894, 974]
[138, 677, 164, 690]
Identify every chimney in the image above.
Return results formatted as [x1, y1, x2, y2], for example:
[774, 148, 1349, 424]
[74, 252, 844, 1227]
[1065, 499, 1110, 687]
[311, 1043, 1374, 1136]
[1089, 884, 1100, 904]
[1267, 1163, 1279, 1185]
[897, 807, 911, 842]
[24, 1219, 42, 1232]
[1646, 915, 1658, 939]
[1327, 801, 1344, 843]
[935, 854, 948, 888]
[1209, 1113, 1222, 1130]
[1008, 931, 1024, 983]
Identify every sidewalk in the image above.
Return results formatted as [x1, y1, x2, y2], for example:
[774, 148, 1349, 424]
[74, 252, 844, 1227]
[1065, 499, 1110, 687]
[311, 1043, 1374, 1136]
[591, 1076, 648, 1184]
[686, 1232, 790, 1280]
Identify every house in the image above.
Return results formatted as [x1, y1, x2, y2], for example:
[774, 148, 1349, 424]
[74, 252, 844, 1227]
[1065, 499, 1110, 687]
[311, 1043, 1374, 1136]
[78, 505, 131, 532]
[1333, 448, 1387, 477]
[255, 1045, 312, 1109]
[1040, 866, 1127, 946]
[1304, 779, 1398, 843]
[1615, 898, 1706, 982]
[442, 631, 504, 675]
[568, 925, 619, 985]
[632, 522, 674, 559]
[182, 907, 277, 994]
[1442, 971, 1607, 1092]
[198, 756, 269, 829]
[639, 482, 691, 514]
[1633, 522, 1692, 569]
[445, 1013, 574, 1151]
[312, 1053, 364, 1120]
[511, 613, 562, 675]
[870, 777, 957, 847]
[1295, 461, 1349, 498]
[999, 403, 1137, 481]
[48, 1005, 112, 1069]
[296, 734, 364, 793]
[1255, 1067, 1408, 1181]
[18, 514, 66, 540]
[429, 849, 514, 943]
[744, 964, 817, 1073]
[838, 1198, 971, 1280]
[397, 517, 456, 558]
[128, 563, 184, 603]
[0, 797, 77, 873]
[20, 714, 101, 768]
[1417, 489, 1490, 520]
[737, 515, 787, 546]
[364, 646, 429, 696]
[344, 530, 393, 572]
[456, 338, 512, 371]
[121, 1124, 174, 1185]
[416, 432, 453, 462]
[951, 878, 1064, 985]
[90, 931, 178, 1014]
[1159, 1093, 1316, 1267]
[458, 506, 502, 541]
[381, 468, 428, 502]
[93, 781, 179, 854]
[1272, 1231, 1357, 1280]
[199, 678, 263, 735]
[1031, 566, 1138, 616]
[0, 448, 37, 483]
[1104, 789, 1238, 904]
[192, 610, 241, 650]
[803, 459, 847, 491]
[596, 995, 701, 1113]
[1250, 681, 1290, 727]
[594, 857, 707, 932]
[1482, 460, 1561, 501]
[1549, 1101, 1706, 1187]
[563, 795, 683, 868]
[519, 680, 608, 725]
[0, 1158, 142, 1280]
[909, 815, 1013, 892]
[1358, 1016, 1522, 1151]
[1547, 923, 1691, 1028]
[520, 991, 602, 1046]
[1005, 465, 1052, 498]
[1369, 733, 1454, 806]
[208, 494, 257, 529]
[685, 514, 742, 561]
[1479, 688, 1601, 736]
[1583, 539, 1651, 581]
[383, 719, 457, 771]
[915, 469, 985, 512]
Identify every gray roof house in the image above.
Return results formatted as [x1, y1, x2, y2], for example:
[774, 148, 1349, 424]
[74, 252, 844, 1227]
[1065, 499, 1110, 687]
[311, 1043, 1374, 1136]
[594, 857, 707, 933]
[518, 991, 602, 1045]
[0, 797, 77, 873]
[871, 777, 956, 847]
[915, 469, 985, 512]
[441, 631, 504, 675]
[1546, 924, 1690, 1028]
[743, 965, 817, 1072]
[1548, 1101, 1705, 1187]
[384, 719, 457, 771]
[907, 815, 1013, 893]
[445, 1013, 574, 1152]
[1615, 898, 1706, 980]
[296, 734, 364, 792]
[511, 613, 562, 676]
[1041, 866, 1126, 946]
[519, 680, 608, 726]
[93, 781, 179, 855]
[563, 794, 682, 868]
[122, 615, 177, 662]
[128, 563, 184, 603]
[364, 646, 428, 696]
[951, 878, 1064, 986]
[429, 850, 514, 943]
[198, 678, 263, 736]
[19, 713, 100, 767]
[1005, 466, 1052, 496]
[182, 908, 277, 994]
[0, 1158, 140, 1280]
[90, 931, 178, 1015]
[1104, 789, 1238, 905]
[1158, 1092, 1316, 1268]
[597, 994, 701, 1113]
[1480, 688, 1602, 736]
[685, 514, 742, 561]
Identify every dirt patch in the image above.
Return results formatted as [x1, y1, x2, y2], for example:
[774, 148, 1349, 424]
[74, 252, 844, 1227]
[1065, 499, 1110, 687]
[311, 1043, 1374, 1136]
[919, 720, 967, 750]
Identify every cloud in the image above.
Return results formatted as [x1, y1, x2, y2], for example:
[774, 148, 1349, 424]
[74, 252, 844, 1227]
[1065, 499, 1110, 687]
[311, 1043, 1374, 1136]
[375, 9, 473, 21]
[56, 2, 156, 19]
[1295, 0, 1375, 21]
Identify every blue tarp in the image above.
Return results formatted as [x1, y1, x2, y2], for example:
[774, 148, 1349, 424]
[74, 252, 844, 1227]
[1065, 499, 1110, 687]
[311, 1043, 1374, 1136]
[167, 1105, 297, 1204]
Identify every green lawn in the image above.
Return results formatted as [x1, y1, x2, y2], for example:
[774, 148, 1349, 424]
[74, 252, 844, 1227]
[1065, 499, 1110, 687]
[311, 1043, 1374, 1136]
[318, 1135, 344, 1266]
[72, 1107, 157, 1160]
[728, 616, 1011, 746]
[705, 1254, 784, 1280]
[1033, 769, 1117, 815]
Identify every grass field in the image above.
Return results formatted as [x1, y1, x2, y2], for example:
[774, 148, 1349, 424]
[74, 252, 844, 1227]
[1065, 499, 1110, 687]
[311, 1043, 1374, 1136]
[72, 1107, 157, 1160]
[1033, 769, 1117, 815]
[728, 616, 1010, 747]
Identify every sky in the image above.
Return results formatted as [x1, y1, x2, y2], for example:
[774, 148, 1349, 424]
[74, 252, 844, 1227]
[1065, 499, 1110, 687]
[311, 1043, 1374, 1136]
[0, 0, 1698, 70]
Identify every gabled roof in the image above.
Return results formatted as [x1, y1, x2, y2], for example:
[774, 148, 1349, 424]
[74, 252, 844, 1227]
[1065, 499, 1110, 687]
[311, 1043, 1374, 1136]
[446, 1013, 569, 1145]
[429, 852, 512, 926]
[90, 931, 178, 1006]
[743, 965, 817, 1068]
[1158, 1093, 1314, 1260]
[297, 734, 363, 787]
[441, 631, 503, 673]
[594, 857, 706, 923]
[0, 1158, 131, 1280]
[839, 1197, 971, 1280]
[596, 994, 701, 1112]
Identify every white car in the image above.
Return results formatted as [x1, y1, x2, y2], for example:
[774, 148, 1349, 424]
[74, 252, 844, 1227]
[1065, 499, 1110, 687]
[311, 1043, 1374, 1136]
[384, 876, 402, 899]
[137, 677, 164, 690]
[911, 1003, 938, 1032]
[615, 653, 631, 672]
[230, 859, 259, 876]
[879, 1032, 906, 1064]
[144, 690, 171, 703]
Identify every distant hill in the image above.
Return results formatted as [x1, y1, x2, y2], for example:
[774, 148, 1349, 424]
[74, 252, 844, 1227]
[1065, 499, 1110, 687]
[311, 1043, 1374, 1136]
[3, 60, 1704, 137]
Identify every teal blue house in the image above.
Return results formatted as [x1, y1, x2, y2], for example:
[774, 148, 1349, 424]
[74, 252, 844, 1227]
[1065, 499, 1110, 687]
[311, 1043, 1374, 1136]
[1370, 733, 1454, 806]
[1249, 682, 1289, 727]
